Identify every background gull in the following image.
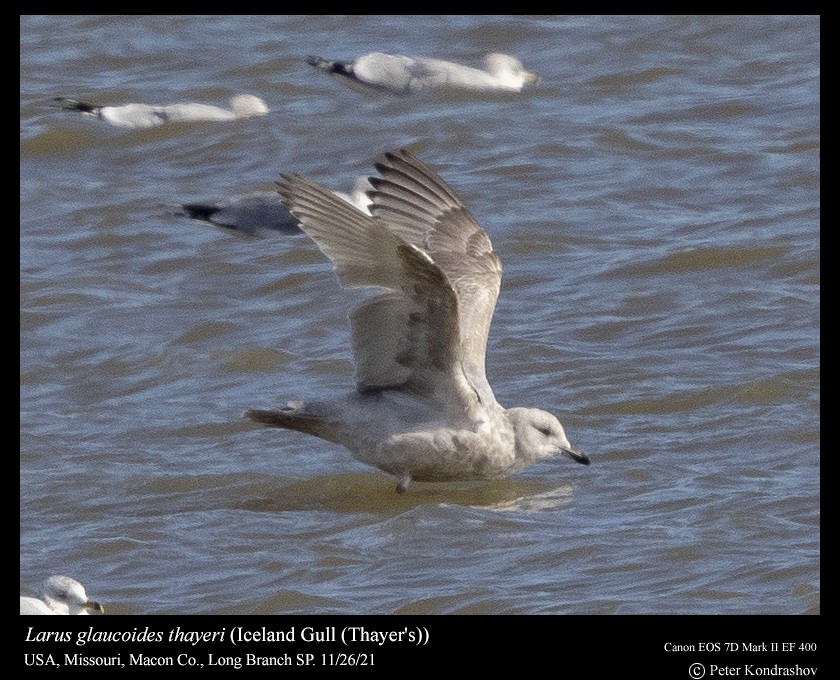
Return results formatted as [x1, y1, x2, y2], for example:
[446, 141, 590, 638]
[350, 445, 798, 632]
[20, 575, 104, 615]
[54, 94, 268, 129]
[245, 148, 589, 492]
[307, 52, 538, 94]
[175, 177, 374, 237]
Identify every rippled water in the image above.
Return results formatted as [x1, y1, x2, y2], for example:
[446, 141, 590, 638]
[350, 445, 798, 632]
[20, 15, 819, 615]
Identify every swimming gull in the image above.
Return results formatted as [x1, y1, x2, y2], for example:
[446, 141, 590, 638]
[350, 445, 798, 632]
[177, 177, 374, 237]
[245, 148, 589, 492]
[307, 52, 538, 94]
[54, 94, 268, 129]
[20, 575, 104, 615]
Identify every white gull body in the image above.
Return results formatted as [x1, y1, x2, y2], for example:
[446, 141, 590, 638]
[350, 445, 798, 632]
[55, 94, 268, 129]
[20, 575, 104, 615]
[307, 52, 538, 94]
[245, 149, 589, 492]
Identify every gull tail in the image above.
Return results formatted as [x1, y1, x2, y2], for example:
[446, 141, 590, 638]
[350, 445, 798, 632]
[53, 97, 100, 115]
[178, 202, 221, 222]
[306, 55, 354, 78]
[244, 402, 340, 443]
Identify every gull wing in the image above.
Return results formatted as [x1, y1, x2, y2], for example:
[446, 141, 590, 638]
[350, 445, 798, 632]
[352, 53, 417, 92]
[367, 149, 502, 407]
[276, 170, 479, 414]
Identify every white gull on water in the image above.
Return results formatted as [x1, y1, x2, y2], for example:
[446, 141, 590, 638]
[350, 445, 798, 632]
[245, 148, 589, 492]
[20, 575, 104, 615]
[177, 177, 374, 237]
[307, 52, 538, 94]
[54, 94, 268, 129]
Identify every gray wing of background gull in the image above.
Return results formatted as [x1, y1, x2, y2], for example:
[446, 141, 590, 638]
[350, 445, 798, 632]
[276, 148, 501, 417]
[176, 177, 373, 237]
[178, 191, 302, 236]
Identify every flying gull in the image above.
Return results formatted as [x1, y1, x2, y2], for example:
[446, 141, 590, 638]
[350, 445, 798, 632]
[245, 148, 590, 492]
[54, 94, 268, 129]
[307, 52, 538, 94]
[20, 575, 104, 615]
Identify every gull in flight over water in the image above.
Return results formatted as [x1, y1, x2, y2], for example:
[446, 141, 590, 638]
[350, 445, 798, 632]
[245, 148, 590, 492]
[20, 575, 104, 615]
[54, 94, 268, 129]
[307, 52, 538, 94]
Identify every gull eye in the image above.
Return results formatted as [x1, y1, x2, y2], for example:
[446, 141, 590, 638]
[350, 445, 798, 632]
[537, 426, 552, 436]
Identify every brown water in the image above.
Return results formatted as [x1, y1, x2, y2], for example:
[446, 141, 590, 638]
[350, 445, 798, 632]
[20, 15, 819, 615]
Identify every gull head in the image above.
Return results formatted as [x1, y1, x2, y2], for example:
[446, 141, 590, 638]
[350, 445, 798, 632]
[229, 94, 269, 118]
[483, 53, 539, 89]
[47, 575, 104, 615]
[507, 407, 590, 467]
[39, 575, 104, 615]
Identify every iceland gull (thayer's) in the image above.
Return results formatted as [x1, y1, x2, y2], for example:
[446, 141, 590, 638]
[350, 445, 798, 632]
[245, 148, 589, 492]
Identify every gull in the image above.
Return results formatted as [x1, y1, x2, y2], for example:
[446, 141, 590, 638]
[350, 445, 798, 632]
[245, 148, 589, 492]
[54, 94, 268, 129]
[307, 52, 538, 94]
[176, 177, 374, 237]
[332, 176, 376, 215]
[20, 575, 104, 615]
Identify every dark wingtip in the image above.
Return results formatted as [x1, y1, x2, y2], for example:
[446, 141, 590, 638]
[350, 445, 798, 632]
[53, 97, 98, 113]
[307, 55, 339, 73]
[307, 56, 356, 77]
[179, 203, 219, 221]
[373, 147, 415, 178]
